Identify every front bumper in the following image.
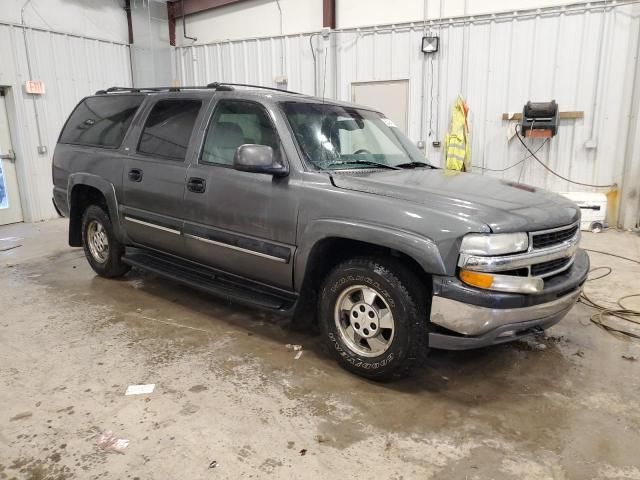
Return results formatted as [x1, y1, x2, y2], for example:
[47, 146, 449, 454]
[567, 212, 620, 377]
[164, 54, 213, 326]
[428, 248, 589, 350]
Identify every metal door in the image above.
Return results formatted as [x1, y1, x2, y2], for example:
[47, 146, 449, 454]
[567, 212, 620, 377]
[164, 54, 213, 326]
[121, 96, 207, 256]
[182, 98, 298, 289]
[0, 91, 23, 225]
[351, 80, 409, 134]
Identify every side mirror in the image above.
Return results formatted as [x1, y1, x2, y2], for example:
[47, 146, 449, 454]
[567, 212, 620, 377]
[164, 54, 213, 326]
[233, 144, 289, 177]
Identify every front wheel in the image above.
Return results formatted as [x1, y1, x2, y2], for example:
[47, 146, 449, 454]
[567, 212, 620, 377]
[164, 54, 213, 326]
[81, 205, 130, 278]
[319, 257, 430, 380]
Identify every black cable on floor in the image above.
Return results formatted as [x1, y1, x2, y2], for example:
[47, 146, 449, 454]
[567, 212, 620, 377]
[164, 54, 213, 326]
[579, 255, 640, 341]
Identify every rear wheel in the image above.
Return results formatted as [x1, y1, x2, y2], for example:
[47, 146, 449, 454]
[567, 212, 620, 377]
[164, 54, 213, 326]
[81, 205, 130, 278]
[319, 257, 430, 380]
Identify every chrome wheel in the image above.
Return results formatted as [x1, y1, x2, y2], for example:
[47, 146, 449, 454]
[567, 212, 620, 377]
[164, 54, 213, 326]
[334, 285, 395, 357]
[87, 220, 109, 264]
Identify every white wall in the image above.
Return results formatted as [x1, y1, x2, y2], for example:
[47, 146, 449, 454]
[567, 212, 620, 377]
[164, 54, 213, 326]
[176, 0, 322, 45]
[131, 0, 174, 87]
[0, 0, 131, 222]
[176, 1, 640, 228]
[0, 0, 128, 44]
[337, 0, 592, 29]
[178, 0, 596, 45]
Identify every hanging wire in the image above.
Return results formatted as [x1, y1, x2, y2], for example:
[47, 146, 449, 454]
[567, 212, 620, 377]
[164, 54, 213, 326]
[514, 124, 616, 188]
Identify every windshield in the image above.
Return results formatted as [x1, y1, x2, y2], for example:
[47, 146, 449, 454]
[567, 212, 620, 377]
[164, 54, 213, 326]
[282, 102, 430, 171]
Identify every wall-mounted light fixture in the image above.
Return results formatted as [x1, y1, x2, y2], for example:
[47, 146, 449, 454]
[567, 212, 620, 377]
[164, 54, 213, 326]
[421, 36, 439, 54]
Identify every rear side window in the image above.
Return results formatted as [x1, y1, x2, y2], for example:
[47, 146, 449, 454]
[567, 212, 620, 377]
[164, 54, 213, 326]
[137, 100, 202, 161]
[59, 95, 143, 148]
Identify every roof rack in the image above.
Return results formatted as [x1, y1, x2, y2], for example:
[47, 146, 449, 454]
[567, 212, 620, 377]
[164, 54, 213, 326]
[95, 82, 300, 96]
[206, 82, 301, 95]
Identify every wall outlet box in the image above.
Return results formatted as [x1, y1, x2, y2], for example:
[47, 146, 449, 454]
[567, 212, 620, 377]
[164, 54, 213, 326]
[321, 27, 331, 38]
[274, 75, 288, 85]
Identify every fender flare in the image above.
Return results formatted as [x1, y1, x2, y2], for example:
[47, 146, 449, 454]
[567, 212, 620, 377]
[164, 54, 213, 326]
[294, 219, 447, 291]
[67, 173, 125, 243]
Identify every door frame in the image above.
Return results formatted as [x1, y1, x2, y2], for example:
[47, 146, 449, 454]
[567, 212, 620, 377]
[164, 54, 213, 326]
[0, 86, 27, 224]
[350, 79, 410, 133]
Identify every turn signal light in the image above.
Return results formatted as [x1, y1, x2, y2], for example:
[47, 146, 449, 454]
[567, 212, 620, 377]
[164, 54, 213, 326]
[460, 270, 494, 289]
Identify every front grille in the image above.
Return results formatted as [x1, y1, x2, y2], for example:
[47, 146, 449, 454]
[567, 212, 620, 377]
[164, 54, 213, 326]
[531, 224, 578, 249]
[531, 257, 571, 277]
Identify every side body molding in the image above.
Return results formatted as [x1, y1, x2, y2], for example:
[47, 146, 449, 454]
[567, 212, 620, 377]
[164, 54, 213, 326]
[294, 219, 447, 291]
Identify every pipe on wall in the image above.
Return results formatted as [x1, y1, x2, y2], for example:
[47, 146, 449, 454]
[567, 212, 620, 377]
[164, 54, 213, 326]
[20, 0, 46, 154]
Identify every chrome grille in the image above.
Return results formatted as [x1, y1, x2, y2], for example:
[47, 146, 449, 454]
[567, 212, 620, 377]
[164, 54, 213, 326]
[531, 224, 579, 250]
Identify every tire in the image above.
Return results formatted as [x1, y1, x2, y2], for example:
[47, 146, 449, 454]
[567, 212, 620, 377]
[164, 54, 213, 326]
[81, 204, 130, 278]
[319, 257, 430, 381]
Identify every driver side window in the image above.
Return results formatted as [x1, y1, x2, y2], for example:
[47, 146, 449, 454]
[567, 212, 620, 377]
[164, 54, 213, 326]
[201, 100, 278, 166]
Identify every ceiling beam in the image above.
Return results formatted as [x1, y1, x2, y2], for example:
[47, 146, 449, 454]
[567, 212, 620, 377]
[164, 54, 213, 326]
[323, 0, 335, 29]
[168, 0, 250, 18]
[124, 0, 134, 44]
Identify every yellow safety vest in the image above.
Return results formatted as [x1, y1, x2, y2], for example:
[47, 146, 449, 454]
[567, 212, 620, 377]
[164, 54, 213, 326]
[445, 96, 471, 171]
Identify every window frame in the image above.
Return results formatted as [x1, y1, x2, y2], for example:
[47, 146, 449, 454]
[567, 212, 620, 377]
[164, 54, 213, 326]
[135, 98, 204, 162]
[198, 98, 284, 169]
[57, 94, 145, 150]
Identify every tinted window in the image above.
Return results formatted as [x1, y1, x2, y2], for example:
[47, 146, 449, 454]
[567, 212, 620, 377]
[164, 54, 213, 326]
[138, 100, 202, 161]
[201, 100, 278, 166]
[59, 95, 143, 148]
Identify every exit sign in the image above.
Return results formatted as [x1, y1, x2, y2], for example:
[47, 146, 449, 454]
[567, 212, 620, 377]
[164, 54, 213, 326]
[25, 80, 45, 94]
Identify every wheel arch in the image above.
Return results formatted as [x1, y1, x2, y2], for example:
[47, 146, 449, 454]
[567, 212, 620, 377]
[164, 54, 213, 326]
[67, 174, 122, 247]
[294, 220, 447, 313]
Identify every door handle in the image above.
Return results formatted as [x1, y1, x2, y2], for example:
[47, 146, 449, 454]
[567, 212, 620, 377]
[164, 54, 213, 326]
[187, 177, 206, 193]
[128, 168, 143, 182]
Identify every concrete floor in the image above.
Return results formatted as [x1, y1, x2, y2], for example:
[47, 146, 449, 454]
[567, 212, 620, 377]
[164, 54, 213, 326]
[1, 219, 640, 480]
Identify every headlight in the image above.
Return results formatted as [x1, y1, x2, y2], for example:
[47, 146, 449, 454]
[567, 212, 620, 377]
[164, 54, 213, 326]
[460, 232, 528, 256]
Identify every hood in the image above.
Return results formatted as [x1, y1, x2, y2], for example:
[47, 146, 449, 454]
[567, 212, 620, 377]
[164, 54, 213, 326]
[330, 169, 579, 233]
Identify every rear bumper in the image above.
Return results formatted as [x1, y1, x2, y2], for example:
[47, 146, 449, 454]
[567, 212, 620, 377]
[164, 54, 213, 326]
[428, 249, 589, 350]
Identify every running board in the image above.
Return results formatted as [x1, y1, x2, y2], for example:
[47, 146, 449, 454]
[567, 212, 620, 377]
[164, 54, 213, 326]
[122, 248, 297, 313]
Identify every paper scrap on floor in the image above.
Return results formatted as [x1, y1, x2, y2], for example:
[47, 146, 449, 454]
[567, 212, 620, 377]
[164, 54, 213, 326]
[125, 384, 155, 395]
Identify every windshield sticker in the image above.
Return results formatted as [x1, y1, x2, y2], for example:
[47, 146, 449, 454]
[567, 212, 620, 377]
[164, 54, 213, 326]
[381, 118, 397, 128]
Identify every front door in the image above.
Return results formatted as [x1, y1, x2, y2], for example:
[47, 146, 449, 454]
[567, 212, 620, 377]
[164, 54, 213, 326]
[122, 97, 206, 256]
[182, 99, 298, 289]
[0, 90, 23, 225]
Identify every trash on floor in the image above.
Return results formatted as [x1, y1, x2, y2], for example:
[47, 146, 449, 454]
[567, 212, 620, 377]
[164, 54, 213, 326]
[299, 448, 307, 456]
[96, 431, 129, 453]
[208, 460, 218, 469]
[622, 355, 638, 362]
[286, 344, 303, 351]
[294, 351, 303, 360]
[125, 384, 155, 395]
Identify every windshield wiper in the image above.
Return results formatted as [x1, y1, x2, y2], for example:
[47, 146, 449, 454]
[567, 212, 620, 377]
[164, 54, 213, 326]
[394, 161, 436, 169]
[326, 160, 401, 170]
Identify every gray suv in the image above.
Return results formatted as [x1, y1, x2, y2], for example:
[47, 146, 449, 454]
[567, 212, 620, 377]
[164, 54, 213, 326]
[52, 83, 588, 380]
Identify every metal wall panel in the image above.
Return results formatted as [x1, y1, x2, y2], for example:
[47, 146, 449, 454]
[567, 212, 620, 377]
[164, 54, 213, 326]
[0, 23, 131, 221]
[175, 1, 640, 226]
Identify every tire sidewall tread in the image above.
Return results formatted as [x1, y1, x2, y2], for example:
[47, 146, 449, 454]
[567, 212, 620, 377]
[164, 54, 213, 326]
[319, 257, 429, 381]
[81, 205, 129, 278]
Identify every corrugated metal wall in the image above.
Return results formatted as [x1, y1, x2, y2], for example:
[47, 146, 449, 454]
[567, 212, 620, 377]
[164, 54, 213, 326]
[175, 1, 640, 225]
[0, 23, 131, 221]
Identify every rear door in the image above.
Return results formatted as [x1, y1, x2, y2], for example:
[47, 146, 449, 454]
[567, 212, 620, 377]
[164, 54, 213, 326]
[182, 98, 299, 289]
[121, 95, 208, 256]
[0, 91, 22, 225]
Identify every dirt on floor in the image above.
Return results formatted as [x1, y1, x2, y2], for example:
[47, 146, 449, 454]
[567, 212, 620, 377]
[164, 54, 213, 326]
[1, 219, 639, 479]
